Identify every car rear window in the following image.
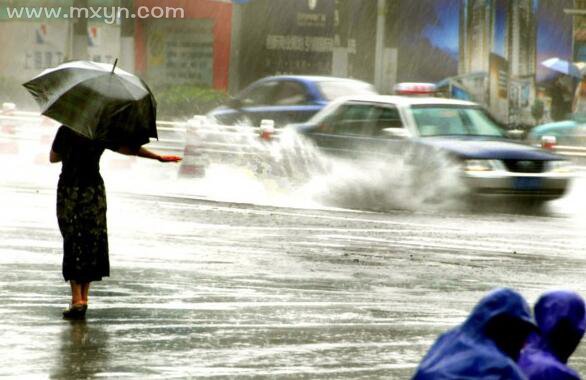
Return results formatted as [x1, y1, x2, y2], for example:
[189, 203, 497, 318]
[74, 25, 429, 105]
[317, 81, 376, 101]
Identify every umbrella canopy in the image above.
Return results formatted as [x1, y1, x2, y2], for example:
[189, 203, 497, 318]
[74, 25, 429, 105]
[23, 60, 157, 147]
[541, 57, 584, 79]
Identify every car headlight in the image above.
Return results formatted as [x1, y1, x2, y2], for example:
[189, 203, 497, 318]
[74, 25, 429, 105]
[546, 160, 573, 173]
[463, 159, 502, 172]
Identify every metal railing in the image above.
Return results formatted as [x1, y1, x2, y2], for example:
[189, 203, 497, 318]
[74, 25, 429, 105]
[0, 111, 282, 160]
[1, 110, 585, 160]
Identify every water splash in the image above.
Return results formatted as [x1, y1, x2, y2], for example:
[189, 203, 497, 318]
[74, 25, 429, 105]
[300, 148, 467, 212]
[175, 121, 467, 211]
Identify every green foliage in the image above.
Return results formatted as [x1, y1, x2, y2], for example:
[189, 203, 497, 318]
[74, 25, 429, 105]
[151, 84, 228, 120]
[0, 76, 228, 119]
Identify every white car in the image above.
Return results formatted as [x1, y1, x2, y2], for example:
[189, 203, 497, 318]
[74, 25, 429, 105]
[295, 95, 572, 200]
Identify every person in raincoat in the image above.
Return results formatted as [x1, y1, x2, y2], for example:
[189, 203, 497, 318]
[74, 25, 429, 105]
[518, 290, 586, 380]
[412, 288, 536, 380]
[50, 125, 181, 319]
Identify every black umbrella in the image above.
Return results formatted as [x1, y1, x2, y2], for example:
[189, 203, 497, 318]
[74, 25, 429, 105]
[23, 60, 157, 147]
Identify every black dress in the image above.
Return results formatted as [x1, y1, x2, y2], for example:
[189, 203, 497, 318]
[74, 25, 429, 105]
[52, 126, 116, 282]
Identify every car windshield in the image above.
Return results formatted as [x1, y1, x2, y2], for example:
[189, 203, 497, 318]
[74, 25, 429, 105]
[412, 105, 505, 137]
[318, 81, 376, 101]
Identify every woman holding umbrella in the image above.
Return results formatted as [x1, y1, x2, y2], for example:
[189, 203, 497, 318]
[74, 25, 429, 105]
[24, 60, 182, 319]
[50, 126, 181, 319]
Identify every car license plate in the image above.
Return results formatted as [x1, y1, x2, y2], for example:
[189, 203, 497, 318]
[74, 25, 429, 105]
[513, 177, 542, 191]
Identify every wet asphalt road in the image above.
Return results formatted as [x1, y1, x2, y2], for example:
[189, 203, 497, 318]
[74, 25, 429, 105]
[2, 161, 586, 379]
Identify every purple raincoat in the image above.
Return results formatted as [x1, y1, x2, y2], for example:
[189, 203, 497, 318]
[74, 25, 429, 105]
[519, 290, 586, 380]
[413, 288, 535, 380]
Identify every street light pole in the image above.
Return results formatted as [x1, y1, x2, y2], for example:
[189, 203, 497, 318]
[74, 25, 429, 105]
[374, 0, 386, 92]
[229, 2, 243, 94]
[120, 0, 135, 72]
[71, 0, 89, 60]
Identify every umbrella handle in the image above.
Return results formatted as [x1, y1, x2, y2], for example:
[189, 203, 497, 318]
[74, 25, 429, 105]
[111, 58, 118, 73]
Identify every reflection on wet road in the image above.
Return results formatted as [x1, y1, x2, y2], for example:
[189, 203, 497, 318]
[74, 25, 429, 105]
[1, 177, 586, 378]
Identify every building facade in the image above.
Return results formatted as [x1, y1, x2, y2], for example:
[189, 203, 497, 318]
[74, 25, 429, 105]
[232, 0, 401, 93]
[458, 0, 538, 123]
[0, 0, 233, 92]
[0, 0, 120, 84]
[0, 0, 123, 107]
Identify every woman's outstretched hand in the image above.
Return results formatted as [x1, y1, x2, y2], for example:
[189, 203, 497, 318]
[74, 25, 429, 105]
[158, 155, 182, 163]
[123, 147, 183, 162]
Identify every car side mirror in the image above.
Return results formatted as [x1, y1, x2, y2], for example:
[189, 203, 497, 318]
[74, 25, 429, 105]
[381, 128, 408, 139]
[227, 97, 243, 109]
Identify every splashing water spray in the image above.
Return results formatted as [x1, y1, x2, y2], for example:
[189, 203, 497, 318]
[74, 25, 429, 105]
[174, 118, 467, 211]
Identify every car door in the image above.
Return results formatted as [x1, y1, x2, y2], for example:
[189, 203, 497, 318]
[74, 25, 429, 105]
[306, 102, 379, 157]
[365, 105, 411, 157]
[305, 102, 410, 159]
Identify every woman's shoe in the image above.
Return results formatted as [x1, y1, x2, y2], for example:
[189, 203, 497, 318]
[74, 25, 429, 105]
[62, 303, 86, 319]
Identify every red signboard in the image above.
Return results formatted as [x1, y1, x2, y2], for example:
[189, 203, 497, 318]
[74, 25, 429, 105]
[134, 0, 232, 90]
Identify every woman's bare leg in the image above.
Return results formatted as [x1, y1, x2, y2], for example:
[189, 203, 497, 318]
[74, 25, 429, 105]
[64, 281, 87, 318]
[81, 282, 91, 305]
[70, 281, 83, 305]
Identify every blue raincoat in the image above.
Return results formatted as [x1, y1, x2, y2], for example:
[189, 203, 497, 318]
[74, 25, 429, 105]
[413, 288, 535, 380]
[518, 290, 586, 380]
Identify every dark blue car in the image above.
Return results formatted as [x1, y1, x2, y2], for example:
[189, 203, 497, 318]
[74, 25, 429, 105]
[206, 75, 377, 127]
[293, 95, 573, 200]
